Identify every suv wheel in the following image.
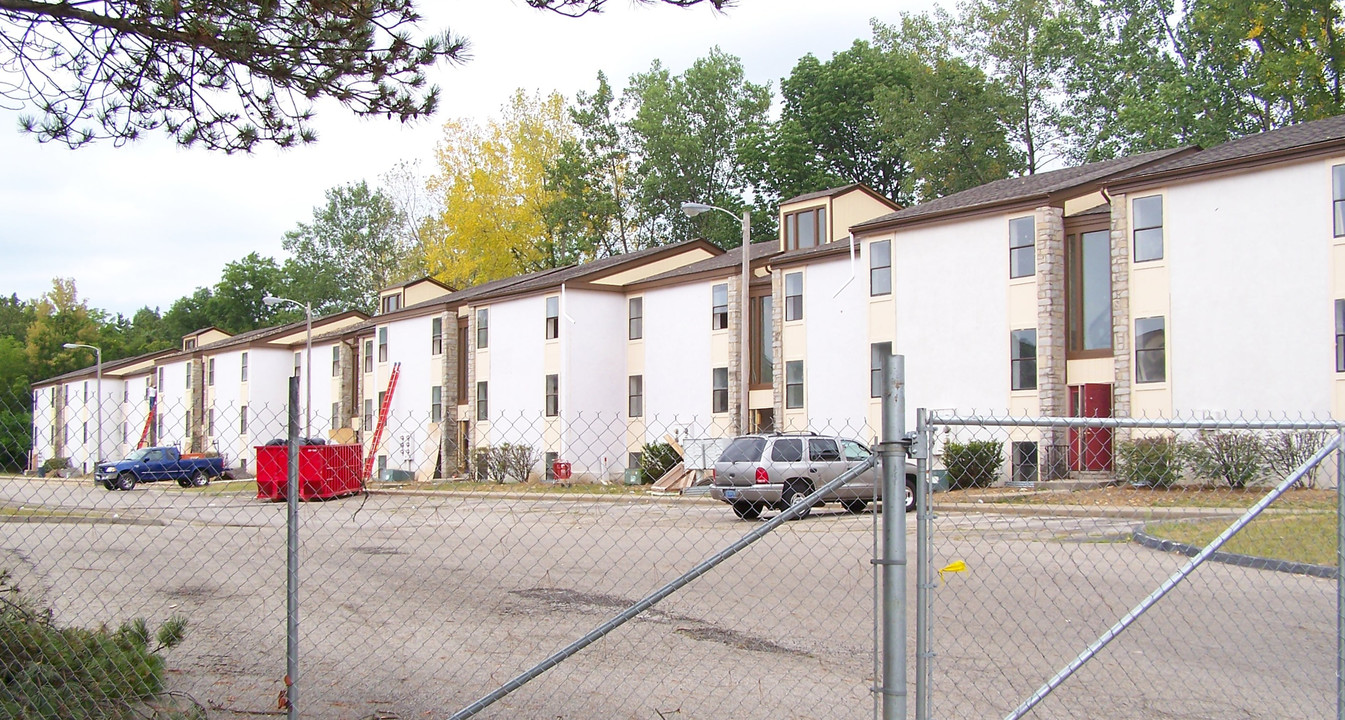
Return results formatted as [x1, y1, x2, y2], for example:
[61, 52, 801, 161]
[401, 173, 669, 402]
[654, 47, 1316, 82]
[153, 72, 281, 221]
[731, 501, 761, 520]
[782, 481, 813, 520]
[842, 498, 868, 514]
[905, 478, 916, 513]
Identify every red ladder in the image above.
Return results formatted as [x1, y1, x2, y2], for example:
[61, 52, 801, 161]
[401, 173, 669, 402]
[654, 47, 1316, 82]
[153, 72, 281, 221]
[135, 396, 157, 449]
[362, 362, 401, 480]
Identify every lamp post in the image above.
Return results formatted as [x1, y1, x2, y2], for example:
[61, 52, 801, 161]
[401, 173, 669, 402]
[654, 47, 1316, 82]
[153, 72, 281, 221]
[263, 296, 313, 439]
[62, 343, 102, 464]
[681, 202, 751, 435]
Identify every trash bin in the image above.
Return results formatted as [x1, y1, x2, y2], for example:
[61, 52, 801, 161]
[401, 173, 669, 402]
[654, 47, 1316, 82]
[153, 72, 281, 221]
[255, 444, 364, 501]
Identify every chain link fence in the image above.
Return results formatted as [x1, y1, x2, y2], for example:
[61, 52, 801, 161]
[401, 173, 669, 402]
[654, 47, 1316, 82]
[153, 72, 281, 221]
[2, 394, 888, 719]
[913, 410, 1342, 720]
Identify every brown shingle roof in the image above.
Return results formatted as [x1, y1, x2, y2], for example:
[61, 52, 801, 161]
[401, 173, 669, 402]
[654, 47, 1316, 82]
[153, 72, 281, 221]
[465, 239, 721, 302]
[632, 240, 778, 287]
[852, 148, 1193, 233]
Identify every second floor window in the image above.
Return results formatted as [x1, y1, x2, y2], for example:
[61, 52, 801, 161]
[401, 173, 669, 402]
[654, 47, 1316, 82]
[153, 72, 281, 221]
[241, 353, 248, 381]
[785, 272, 803, 321]
[378, 327, 388, 362]
[785, 360, 804, 409]
[629, 375, 643, 417]
[239, 405, 249, 434]
[712, 284, 728, 330]
[629, 297, 643, 340]
[476, 308, 489, 349]
[1135, 317, 1166, 383]
[207, 358, 215, 386]
[1067, 228, 1112, 356]
[1338, 300, 1345, 372]
[1335, 165, 1345, 237]
[364, 340, 373, 373]
[545, 296, 560, 339]
[293, 352, 302, 379]
[870, 342, 892, 398]
[784, 207, 826, 251]
[870, 240, 891, 296]
[431, 386, 443, 422]
[431, 317, 443, 355]
[1133, 195, 1164, 262]
[1010, 216, 1035, 278]
[1011, 329, 1037, 391]
[545, 374, 559, 417]
[331, 346, 340, 377]
[476, 382, 489, 421]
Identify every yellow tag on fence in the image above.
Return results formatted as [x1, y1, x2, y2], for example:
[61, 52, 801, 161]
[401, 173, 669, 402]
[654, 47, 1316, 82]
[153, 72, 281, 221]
[938, 560, 967, 584]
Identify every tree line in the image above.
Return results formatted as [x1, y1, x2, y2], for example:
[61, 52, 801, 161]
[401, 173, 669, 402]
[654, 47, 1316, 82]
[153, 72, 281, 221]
[3, 0, 1342, 466]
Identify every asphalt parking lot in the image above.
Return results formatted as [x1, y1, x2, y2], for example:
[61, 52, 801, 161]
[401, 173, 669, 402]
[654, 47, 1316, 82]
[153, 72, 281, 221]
[1, 478, 1334, 719]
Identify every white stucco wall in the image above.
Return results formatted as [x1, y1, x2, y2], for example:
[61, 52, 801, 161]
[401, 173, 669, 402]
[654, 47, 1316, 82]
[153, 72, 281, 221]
[643, 280, 716, 435]
[155, 360, 191, 450]
[480, 295, 548, 464]
[891, 214, 1011, 420]
[119, 374, 152, 459]
[1166, 160, 1333, 415]
[558, 289, 627, 477]
[245, 349, 296, 447]
[375, 315, 437, 477]
[800, 256, 870, 434]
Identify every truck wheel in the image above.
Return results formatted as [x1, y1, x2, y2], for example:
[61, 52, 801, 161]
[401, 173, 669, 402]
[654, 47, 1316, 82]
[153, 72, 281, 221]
[177, 479, 192, 488]
[190, 470, 210, 487]
[116, 472, 137, 491]
[782, 481, 813, 520]
[101, 479, 114, 491]
[731, 501, 761, 520]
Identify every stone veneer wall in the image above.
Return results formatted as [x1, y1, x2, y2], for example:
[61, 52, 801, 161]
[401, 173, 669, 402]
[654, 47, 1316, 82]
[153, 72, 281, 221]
[770, 269, 784, 423]
[1108, 193, 1132, 425]
[1035, 206, 1068, 479]
[727, 273, 744, 436]
[440, 310, 460, 476]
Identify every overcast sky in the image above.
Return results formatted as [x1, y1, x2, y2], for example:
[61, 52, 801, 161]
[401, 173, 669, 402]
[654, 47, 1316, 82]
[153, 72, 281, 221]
[0, 0, 940, 317]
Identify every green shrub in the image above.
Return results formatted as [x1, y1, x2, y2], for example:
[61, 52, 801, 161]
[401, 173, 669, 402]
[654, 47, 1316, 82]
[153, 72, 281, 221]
[39, 457, 68, 475]
[943, 440, 1003, 490]
[470, 444, 541, 484]
[1116, 436, 1181, 488]
[0, 570, 191, 719]
[636, 442, 681, 483]
[1181, 431, 1265, 489]
[1263, 430, 1330, 489]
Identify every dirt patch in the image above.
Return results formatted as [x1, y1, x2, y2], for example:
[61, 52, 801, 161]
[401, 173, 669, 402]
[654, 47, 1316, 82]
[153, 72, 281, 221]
[673, 626, 802, 656]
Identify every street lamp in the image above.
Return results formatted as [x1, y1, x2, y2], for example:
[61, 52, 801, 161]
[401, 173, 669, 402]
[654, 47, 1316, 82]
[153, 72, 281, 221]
[263, 296, 313, 439]
[681, 201, 751, 435]
[62, 342, 102, 465]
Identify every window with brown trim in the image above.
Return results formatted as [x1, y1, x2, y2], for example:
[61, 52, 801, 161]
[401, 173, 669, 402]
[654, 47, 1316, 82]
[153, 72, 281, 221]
[711, 284, 728, 330]
[1009, 216, 1035, 278]
[1066, 227, 1113, 357]
[784, 206, 826, 251]
[749, 291, 773, 387]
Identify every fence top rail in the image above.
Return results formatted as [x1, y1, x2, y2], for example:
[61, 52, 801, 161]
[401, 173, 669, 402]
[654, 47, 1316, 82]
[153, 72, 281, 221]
[924, 412, 1345, 431]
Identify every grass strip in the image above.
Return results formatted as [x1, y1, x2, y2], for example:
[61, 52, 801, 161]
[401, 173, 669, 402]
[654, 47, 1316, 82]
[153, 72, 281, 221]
[1144, 513, 1339, 568]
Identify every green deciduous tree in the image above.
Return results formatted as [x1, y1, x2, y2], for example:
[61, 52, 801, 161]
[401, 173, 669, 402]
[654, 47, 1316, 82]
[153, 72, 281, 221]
[24, 278, 101, 381]
[282, 181, 412, 315]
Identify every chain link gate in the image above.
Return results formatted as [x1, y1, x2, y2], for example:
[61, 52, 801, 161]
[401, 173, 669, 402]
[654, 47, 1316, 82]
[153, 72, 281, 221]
[912, 411, 1345, 720]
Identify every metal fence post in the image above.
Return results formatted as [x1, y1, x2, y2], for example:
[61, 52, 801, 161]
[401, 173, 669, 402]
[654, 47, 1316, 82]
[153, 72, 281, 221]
[879, 354, 907, 720]
[287, 377, 300, 720]
[915, 407, 931, 720]
[1338, 427, 1343, 720]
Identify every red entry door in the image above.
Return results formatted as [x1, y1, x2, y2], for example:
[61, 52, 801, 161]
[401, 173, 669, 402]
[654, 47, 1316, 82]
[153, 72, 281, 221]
[1068, 384, 1113, 471]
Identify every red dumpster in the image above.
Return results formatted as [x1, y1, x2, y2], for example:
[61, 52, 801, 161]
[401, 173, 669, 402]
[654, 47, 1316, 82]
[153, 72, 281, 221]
[256, 444, 364, 501]
[552, 461, 572, 481]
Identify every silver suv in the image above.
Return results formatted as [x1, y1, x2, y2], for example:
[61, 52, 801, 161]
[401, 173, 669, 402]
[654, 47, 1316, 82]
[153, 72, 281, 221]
[708, 433, 916, 520]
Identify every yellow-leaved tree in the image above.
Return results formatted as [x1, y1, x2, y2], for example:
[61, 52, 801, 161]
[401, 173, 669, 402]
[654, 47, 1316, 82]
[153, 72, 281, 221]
[423, 90, 576, 288]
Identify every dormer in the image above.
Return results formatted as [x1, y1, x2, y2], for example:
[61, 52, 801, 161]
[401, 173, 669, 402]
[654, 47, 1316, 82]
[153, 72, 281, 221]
[378, 277, 454, 315]
[778, 184, 901, 252]
[182, 327, 231, 351]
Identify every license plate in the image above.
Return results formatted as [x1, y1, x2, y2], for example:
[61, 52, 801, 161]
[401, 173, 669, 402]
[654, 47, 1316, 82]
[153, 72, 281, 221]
[724, 489, 737, 500]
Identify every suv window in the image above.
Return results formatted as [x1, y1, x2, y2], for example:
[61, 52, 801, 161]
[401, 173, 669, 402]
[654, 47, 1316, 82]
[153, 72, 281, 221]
[808, 438, 841, 461]
[771, 439, 804, 462]
[719, 437, 767, 463]
[842, 440, 871, 461]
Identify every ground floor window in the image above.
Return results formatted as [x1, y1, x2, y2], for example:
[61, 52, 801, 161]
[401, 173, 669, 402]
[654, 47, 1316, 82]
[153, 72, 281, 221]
[1012, 442, 1039, 484]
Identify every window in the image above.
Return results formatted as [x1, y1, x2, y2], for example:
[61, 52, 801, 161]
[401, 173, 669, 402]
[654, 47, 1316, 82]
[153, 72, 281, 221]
[122, 421, 128, 443]
[1066, 228, 1113, 356]
[83, 422, 88, 442]
[786, 360, 804, 409]
[750, 292, 773, 386]
[809, 438, 841, 461]
[207, 358, 215, 386]
[1334, 164, 1345, 237]
[381, 294, 402, 314]
[1135, 317, 1166, 383]
[457, 319, 469, 401]
[1009, 216, 1035, 278]
[432, 386, 443, 422]
[157, 367, 164, 389]
[628, 375, 643, 418]
[711, 284, 728, 330]
[870, 240, 891, 296]
[432, 317, 443, 355]
[123, 386, 128, 402]
[545, 296, 560, 339]
[241, 352, 248, 381]
[476, 382, 489, 421]
[185, 366, 191, 389]
[628, 452, 643, 471]
[207, 408, 214, 436]
[364, 340, 373, 373]
[363, 399, 374, 431]
[332, 402, 341, 429]
[771, 438, 803, 462]
[629, 297, 643, 340]
[870, 342, 892, 398]
[1011, 329, 1038, 391]
[332, 346, 340, 377]
[1133, 195, 1163, 262]
[293, 352, 302, 379]
[84, 381, 88, 401]
[545, 374, 559, 417]
[1012, 442, 1039, 484]
[712, 367, 729, 414]
[185, 338, 195, 350]
[476, 308, 489, 349]
[785, 272, 803, 321]
[239, 405, 249, 434]
[378, 327, 388, 362]
[784, 207, 826, 251]
[1337, 300, 1345, 372]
